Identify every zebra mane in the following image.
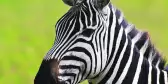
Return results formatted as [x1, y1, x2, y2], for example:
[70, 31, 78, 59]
[109, 3, 166, 70]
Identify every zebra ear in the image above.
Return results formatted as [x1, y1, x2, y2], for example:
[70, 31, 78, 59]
[94, 0, 110, 8]
[62, 0, 75, 6]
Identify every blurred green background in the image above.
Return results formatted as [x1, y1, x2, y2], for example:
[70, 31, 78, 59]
[0, 0, 167, 84]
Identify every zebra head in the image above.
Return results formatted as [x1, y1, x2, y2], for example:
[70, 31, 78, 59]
[34, 0, 113, 84]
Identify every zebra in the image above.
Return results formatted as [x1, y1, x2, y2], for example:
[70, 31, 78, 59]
[34, 0, 168, 84]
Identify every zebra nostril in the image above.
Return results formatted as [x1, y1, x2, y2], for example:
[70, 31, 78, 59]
[59, 81, 67, 84]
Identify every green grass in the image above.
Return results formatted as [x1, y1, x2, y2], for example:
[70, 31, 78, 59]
[0, 0, 167, 84]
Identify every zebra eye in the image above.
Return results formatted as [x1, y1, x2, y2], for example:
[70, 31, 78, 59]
[80, 29, 95, 37]
[62, 0, 75, 6]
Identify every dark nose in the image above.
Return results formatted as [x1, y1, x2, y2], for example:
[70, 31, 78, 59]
[34, 60, 56, 84]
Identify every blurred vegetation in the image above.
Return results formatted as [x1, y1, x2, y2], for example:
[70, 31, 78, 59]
[0, 0, 167, 84]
